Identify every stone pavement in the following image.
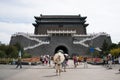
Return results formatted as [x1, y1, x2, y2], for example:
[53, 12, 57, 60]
[0, 60, 120, 80]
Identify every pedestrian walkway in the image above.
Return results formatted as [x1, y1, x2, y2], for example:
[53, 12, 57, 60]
[0, 60, 120, 80]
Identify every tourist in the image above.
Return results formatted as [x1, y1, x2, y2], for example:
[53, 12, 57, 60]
[73, 55, 78, 68]
[62, 54, 69, 72]
[53, 50, 65, 76]
[54, 55, 62, 76]
[78, 56, 82, 65]
[45, 55, 48, 65]
[118, 53, 120, 72]
[102, 56, 106, 66]
[47, 55, 51, 67]
[40, 55, 44, 65]
[83, 57, 88, 68]
[112, 56, 115, 66]
[16, 56, 22, 69]
[107, 54, 112, 69]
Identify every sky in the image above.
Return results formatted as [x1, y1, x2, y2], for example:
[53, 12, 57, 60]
[0, 0, 120, 44]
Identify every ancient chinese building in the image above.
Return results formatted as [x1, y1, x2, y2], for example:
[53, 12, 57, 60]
[10, 14, 112, 56]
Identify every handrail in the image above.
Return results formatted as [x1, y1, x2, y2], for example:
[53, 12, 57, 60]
[12, 32, 50, 50]
[73, 32, 110, 48]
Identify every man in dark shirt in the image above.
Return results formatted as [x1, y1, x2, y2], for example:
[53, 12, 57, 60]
[84, 57, 88, 68]
[16, 56, 22, 69]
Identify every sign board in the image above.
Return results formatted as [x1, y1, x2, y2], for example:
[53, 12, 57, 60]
[90, 47, 94, 53]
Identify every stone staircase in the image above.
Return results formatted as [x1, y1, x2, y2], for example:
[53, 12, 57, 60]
[13, 32, 50, 50]
[73, 32, 109, 49]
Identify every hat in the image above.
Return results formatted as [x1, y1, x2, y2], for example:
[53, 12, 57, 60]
[108, 54, 111, 56]
[58, 50, 64, 53]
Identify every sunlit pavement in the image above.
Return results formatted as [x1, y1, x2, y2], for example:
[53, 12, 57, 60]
[0, 60, 120, 80]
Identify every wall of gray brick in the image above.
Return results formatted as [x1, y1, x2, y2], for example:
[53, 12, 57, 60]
[10, 33, 112, 57]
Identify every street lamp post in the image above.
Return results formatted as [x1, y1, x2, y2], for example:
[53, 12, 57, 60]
[89, 37, 94, 63]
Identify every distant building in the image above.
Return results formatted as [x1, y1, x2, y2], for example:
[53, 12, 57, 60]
[10, 14, 112, 56]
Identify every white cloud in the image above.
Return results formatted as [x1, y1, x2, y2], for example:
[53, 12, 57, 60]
[0, 22, 34, 44]
[0, 32, 10, 45]
[0, 0, 120, 44]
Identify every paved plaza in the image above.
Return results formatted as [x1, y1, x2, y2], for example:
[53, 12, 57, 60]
[0, 60, 120, 80]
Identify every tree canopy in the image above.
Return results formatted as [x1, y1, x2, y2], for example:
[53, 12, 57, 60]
[0, 42, 31, 58]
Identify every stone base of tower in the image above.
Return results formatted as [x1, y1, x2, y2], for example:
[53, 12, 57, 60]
[10, 32, 112, 57]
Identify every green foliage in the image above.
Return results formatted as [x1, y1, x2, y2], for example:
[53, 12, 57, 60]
[13, 42, 24, 54]
[0, 44, 7, 51]
[23, 53, 32, 58]
[100, 40, 120, 57]
[93, 51, 100, 57]
[109, 43, 118, 49]
[0, 44, 18, 58]
[110, 48, 120, 57]
[5, 45, 18, 58]
[0, 50, 6, 58]
[13, 42, 21, 51]
[9, 46, 18, 58]
[0, 42, 33, 58]
[109, 42, 120, 57]
[101, 40, 110, 56]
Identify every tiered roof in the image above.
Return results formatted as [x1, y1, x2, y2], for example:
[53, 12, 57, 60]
[33, 14, 89, 27]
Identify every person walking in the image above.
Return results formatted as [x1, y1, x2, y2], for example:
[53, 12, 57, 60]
[47, 55, 51, 67]
[62, 54, 69, 72]
[83, 57, 88, 68]
[73, 55, 78, 68]
[55, 55, 61, 75]
[16, 56, 22, 69]
[108, 54, 112, 69]
[118, 53, 120, 72]
[53, 50, 65, 76]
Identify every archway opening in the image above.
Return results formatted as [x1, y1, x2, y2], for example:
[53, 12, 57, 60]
[54, 46, 68, 54]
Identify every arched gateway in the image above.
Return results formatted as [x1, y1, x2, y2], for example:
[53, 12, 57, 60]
[54, 46, 68, 54]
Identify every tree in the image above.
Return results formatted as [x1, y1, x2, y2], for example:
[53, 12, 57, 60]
[0, 44, 8, 58]
[0, 43, 32, 58]
[9, 46, 18, 58]
[0, 50, 6, 58]
[13, 42, 24, 57]
[0, 44, 7, 51]
[118, 42, 120, 48]
[13, 42, 23, 51]
[110, 48, 120, 57]
[109, 43, 118, 49]
[23, 53, 32, 58]
[5, 45, 18, 58]
[101, 40, 110, 56]
[93, 51, 100, 57]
